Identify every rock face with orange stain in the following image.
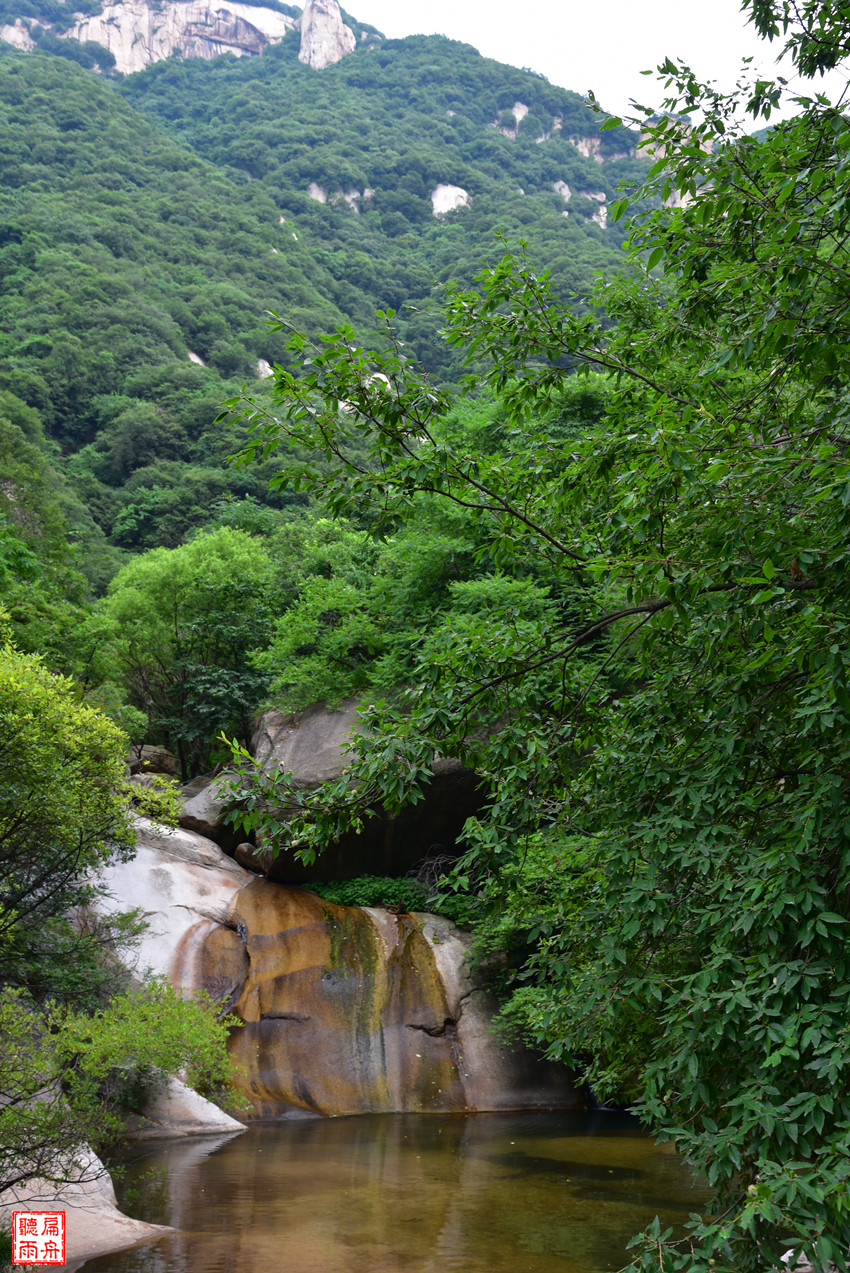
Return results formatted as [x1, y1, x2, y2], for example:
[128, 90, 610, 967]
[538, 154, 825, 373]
[213, 881, 467, 1116]
[199, 879, 581, 1118]
[93, 821, 580, 1118]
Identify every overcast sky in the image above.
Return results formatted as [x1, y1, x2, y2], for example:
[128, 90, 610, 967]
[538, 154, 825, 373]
[346, 0, 846, 120]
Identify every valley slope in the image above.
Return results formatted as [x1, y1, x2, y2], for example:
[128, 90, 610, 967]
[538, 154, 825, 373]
[0, 11, 642, 566]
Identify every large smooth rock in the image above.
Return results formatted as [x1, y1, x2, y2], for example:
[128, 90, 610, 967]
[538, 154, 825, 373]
[251, 701, 364, 783]
[93, 816, 253, 991]
[179, 772, 243, 854]
[248, 704, 483, 883]
[0, 1148, 171, 1267]
[197, 881, 581, 1118]
[418, 913, 580, 1111]
[91, 819, 578, 1124]
[128, 1076, 246, 1140]
[219, 881, 467, 1117]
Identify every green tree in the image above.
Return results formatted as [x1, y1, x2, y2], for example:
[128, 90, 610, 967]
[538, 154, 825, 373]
[103, 526, 279, 775]
[0, 641, 238, 1198]
[224, 6, 850, 1268]
[0, 641, 133, 945]
[0, 981, 236, 1195]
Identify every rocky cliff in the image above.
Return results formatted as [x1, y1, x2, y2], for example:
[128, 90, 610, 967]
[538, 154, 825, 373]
[69, 0, 296, 73]
[0, 0, 360, 74]
[93, 817, 580, 1118]
[298, 0, 355, 68]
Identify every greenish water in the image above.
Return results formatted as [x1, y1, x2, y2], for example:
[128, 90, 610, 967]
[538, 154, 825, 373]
[81, 1112, 708, 1273]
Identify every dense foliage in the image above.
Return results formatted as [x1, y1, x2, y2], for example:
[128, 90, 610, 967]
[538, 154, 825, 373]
[0, 27, 641, 577]
[0, 981, 237, 1194]
[103, 526, 281, 775]
[304, 872, 476, 925]
[224, 3, 850, 1267]
[120, 29, 640, 365]
[7, 5, 850, 1266]
[0, 642, 134, 944]
[0, 16, 645, 785]
[0, 11, 652, 1243]
[0, 641, 237, 1195]
[0, 47, 339, 579]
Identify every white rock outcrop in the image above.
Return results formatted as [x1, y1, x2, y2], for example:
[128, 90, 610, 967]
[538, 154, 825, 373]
[552, 180, 571, 203]
[92, 817, 252, 990]
[431, 184, 470, 216]
[578, 190, 607, 228]
[298, 0, 355, 69]
[572, 135, 604, 163]
[494, 100, 529, 139]
[65, 0, 296, 74]
[307, 184, 371, 211]
[0, 1148, 172, 1266]
[0, 19, 35, 49]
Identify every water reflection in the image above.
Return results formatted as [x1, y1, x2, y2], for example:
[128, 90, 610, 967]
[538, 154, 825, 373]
[81, 1112, 708, 1273]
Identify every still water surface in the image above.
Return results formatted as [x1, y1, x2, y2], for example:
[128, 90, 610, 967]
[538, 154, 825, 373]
[82, 1112, 708, 1273]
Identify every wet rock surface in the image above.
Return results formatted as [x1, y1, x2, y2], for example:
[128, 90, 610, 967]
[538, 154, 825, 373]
[204, 882, 581, 1118]
[93, 820, 579, 1121]
[220, 880, 467, 1116]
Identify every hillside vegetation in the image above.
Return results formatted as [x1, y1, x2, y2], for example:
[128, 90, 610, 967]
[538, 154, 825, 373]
[0, 32, 640, 581]
[3, 1, 850, 1268]
[0, 24, 644, 767]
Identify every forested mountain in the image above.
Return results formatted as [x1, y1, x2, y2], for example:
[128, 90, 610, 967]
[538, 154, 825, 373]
[0, 16, 642, 578]
[5, 2, 850, 1267]
[0, 5, 642, 766]
[0, 16, 643, 1204]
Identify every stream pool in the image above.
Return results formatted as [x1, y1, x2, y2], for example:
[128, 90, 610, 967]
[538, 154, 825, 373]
[80, 1111, 708, 1273]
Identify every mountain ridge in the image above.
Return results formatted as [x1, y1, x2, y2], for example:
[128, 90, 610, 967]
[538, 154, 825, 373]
[0, 0, 379, 71]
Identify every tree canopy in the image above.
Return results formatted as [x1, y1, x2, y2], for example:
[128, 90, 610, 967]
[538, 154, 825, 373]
[224, 4, 850, 1267]
[103, 525, 281, 775]
[0, 638, 238, 1198]
[0, 34, 641, 575]
[0, 641, 133, 944]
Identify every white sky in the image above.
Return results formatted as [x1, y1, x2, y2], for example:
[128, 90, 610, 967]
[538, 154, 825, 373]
[346, 0, 847, 121]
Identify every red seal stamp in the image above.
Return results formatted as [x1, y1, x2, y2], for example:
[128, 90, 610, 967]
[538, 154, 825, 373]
[12, 1212, 66, 1265]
